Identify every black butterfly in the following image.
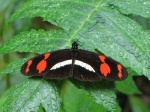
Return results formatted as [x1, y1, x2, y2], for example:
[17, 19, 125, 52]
[21, 42, 128, 81]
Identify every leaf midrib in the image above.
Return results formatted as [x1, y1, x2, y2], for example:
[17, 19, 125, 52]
[64, 0, 103, 48]
[17, 79, 44, 112]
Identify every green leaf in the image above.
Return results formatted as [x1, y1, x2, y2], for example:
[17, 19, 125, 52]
[0, 58, 27, 75]
[115, 71, 141, 94]
[0, 0, 149, 80]
[61, 81, 107, 112]
[0, 30, 70, 54]
[0, 78, 61, 112]
[71, 80, 118, 112]
[129, 96, 150, 112]
[2, 0, 150, 111]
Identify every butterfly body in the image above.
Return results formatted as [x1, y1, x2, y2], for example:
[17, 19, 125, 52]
[21, 42, 128, 81]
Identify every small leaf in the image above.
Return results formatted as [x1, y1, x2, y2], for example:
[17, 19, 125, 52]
[61, 81, 107, 112]
[0, 78, 61, 112]
[71, 80, 118, 112]
[115, 73, 141, 94]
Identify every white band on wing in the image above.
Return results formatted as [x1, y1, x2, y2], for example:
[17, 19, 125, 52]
[50, 60, 72, 70]
[50, 59, 95, 72]
[74, 60, 95, 72]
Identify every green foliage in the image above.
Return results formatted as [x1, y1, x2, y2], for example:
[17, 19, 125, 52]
[0, 78, 61, 112]
[71, 80, 117, 111]
[115, 71, 141, 94]
[61, 81, 107, 112]
[129, 96, 150, 112]
[0, 0, 150, 112]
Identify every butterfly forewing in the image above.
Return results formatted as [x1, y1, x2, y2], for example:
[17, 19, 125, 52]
[21, 49, 73, 79]
[73, 49, 128, 81]
[101, 56, 128, 80]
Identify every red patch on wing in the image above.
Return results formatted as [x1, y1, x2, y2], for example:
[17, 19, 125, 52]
[36, 53, 51, 73]
[117, 64, 123, 78]
[25, 60, 32, 73]
[99, 55, 111, 77]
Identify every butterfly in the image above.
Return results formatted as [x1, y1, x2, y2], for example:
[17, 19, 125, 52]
[21, 42, 128, 81]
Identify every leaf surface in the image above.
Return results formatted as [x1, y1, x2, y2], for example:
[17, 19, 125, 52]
[72, 80, 119, 111]
[0, 0, 149, 79]
[0, 78, 61, 112]
[61, 81, 107, 112]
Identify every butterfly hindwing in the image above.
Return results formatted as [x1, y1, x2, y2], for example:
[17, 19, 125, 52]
[72, 50, 101, 81]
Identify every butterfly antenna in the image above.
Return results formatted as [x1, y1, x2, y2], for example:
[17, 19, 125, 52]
[53, 20, 72, 39]
[53, 20, 99, 45]
[76, 20, 100, 42]
[94, 49, 104, 55]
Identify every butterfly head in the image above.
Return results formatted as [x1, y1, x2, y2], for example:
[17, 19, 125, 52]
[72, 41, 78, 51]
